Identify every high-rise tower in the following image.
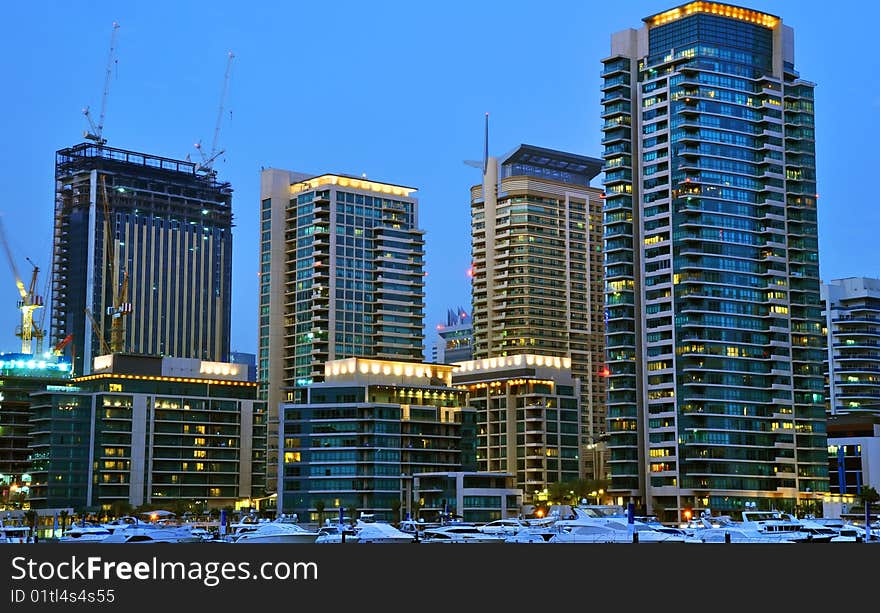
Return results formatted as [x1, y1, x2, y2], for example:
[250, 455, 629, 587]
[260, 169, 425, 490]
[470, 144, 606, 481]
[52, 143, 233, 376]
[602, 2, 827, 520]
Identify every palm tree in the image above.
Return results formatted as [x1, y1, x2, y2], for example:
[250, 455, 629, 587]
[390, 498, 402, 525]
[23, 510, 37, 540]
[859, 486, 879, 517]
[314, 500, 325, 526]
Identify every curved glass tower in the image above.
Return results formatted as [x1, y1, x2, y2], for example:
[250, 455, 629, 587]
[601, 2, 827, 521]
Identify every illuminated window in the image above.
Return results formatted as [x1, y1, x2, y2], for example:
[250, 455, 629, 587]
[284, 452, 302, 463]
[193, 450, 207, 459]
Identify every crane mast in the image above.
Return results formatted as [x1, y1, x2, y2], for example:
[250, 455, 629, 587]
[195, 51, 234, 175]
[84, 21, 120, 145]
[99, 175, 131, 354]
[0, 217, 45, 355]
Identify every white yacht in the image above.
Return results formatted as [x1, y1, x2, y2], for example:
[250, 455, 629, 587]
[738, 510, 823, 543]
[100, 516, 140, 534]
[688, 511, 807, 543]
[477, 518, 530, 537]
[100, 525, 202, 543]
[809, 518, 868, 542]
[0, 521, 33, 543]
[232, 521, 321, 544]
[353, 520, 415, 544]
[315, 523, 360, 543]
[419, 524, 507, 543]
[548, 518, 688, 543]
[59, 524, 113, 543]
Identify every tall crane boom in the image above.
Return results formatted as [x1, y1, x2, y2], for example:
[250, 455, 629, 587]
[84, 21, 120, 145]
[195, 51, 234, 175]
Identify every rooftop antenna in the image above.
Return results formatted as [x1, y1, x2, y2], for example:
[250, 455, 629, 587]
[195, 51, 235, 175]
[483, 111, 489, 174]
[464, 112, 490, 172]
[83, 21, 120, 145]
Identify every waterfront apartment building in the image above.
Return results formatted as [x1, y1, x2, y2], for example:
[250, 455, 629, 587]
[602, 2, 827, 521]
[470, 144, 606, 481]
[27, 353, 265, 510]
[260, 169, 426, 490]
[52, 143, 233, 377]
[432, 307, 474, 364]
[822, 278, 880, 416]
[0, 354, 71, 498]
[452, 355, 581, 502]
[277, 358, 475, 522]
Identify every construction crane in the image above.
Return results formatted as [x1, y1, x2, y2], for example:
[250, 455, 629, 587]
[108, 270, 130, 352]
[0, 217, 45, 355]
[195, 50, 234, 175]
[84, 307, 111, 356]
[99, 175, 132, 353]
[83, 21, 120, 145]
[53, 333, 74, 357]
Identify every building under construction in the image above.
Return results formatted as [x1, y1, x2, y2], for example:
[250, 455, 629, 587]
[51, 143, 234, 375]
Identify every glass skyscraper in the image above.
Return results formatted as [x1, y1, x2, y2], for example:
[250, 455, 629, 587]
[602, 2, 827, 521]
[52, 143, 234, 376]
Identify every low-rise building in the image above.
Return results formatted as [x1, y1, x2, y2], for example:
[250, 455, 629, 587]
[409, 471, 522, 523]
[278, 358, 476, 522]
[452, 355, 581, 502]
[28, 353, 265, 511]
[0, 353, 71, 506]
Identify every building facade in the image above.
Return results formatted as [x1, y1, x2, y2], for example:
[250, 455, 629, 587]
[260, 169, 426, 490]
[826, 414, 880, 497]
[52, 143, 233, 377]
[470, 144, 606, 481]
[0, 354, 71, 505]
[822, 278, 880, 416]
[409, 472, 522, 523]
[28, 354, 265, 510]
[452, 354, 581, 501]
[432, 307, 473, 364]
[277, 358, 475, 522]
[602, 2, 827, 520]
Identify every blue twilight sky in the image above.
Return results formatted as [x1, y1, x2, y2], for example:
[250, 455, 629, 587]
[0, 0, 877, 357]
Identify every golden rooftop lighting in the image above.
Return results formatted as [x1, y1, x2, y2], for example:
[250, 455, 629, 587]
[647, 2, 779, 28]
[74, 373, 256, 386]
[452, 354, 571, 372]
[290, 174, 416, 197]
[323, 357, 453, 384]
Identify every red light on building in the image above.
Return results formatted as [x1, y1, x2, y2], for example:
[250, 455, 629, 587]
[466, 268, 474, 278]
[599, 366, 611, 377]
